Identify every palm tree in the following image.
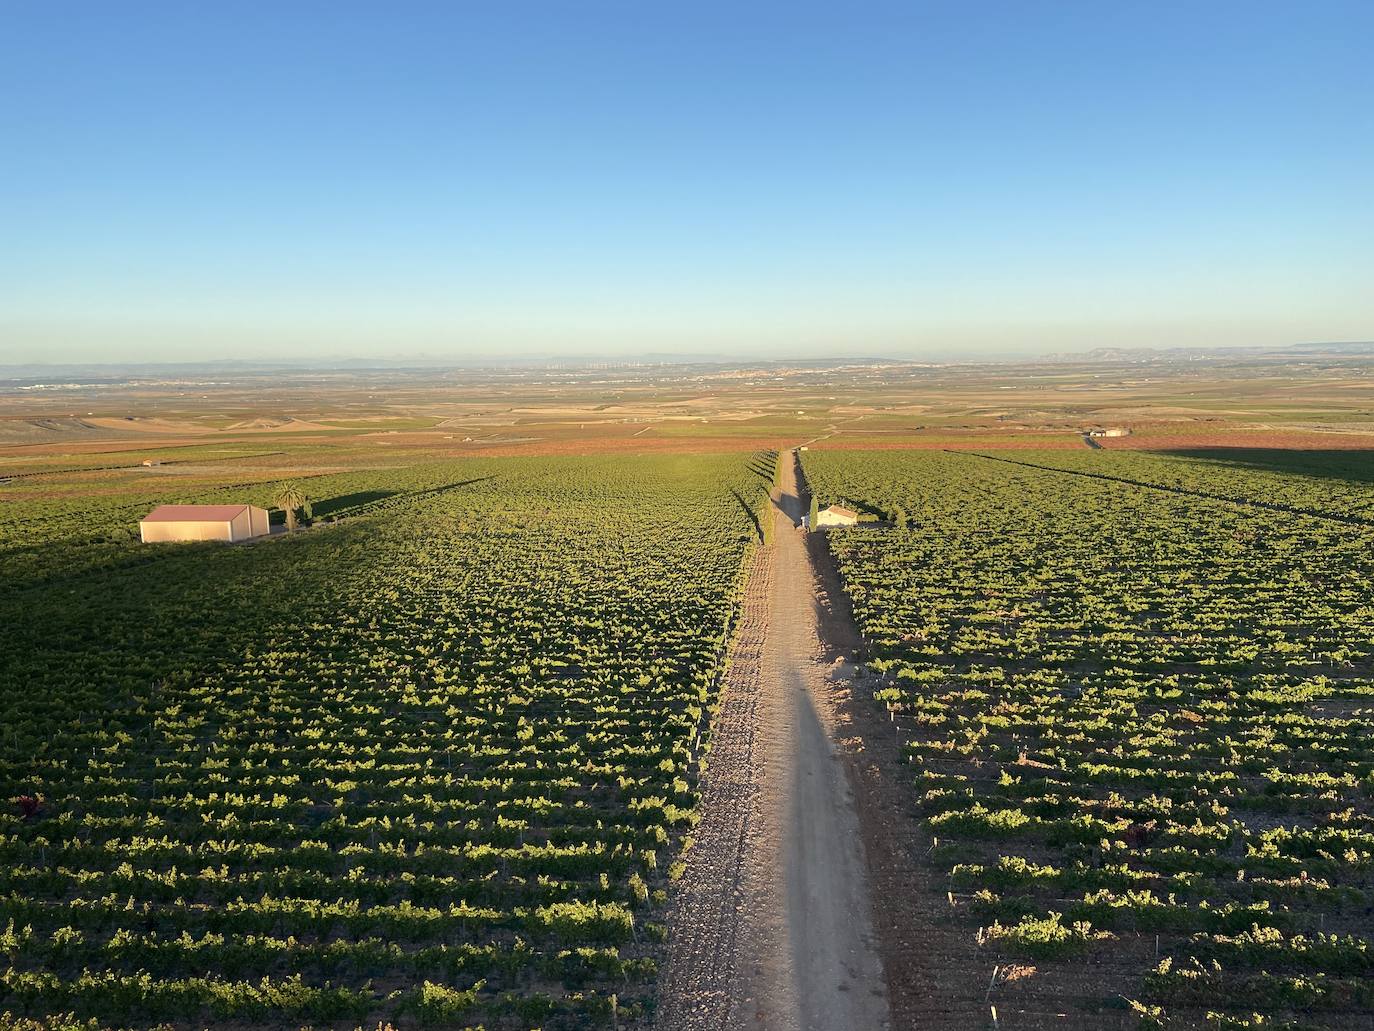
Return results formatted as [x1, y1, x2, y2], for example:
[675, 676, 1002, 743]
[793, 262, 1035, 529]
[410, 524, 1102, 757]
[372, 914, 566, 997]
[273, 481, 311, 531]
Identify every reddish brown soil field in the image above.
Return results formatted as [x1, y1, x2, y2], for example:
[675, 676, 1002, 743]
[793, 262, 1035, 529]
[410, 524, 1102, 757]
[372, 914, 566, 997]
[454, 435, 794, 458]
[815, 437, 1084, 450]
[1106, 430, 1374, 450]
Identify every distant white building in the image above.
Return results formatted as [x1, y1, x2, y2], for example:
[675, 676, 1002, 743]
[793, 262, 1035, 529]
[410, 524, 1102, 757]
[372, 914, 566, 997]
[1087, 427, 1131, 438]
[815, 504, 859, 528]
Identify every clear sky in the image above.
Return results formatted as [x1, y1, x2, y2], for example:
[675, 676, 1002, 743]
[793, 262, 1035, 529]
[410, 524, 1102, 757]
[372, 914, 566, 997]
[3, 1, 1372, 363]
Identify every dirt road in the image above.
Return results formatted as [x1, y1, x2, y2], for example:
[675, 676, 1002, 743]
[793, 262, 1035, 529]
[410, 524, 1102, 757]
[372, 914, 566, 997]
[658, 452, 890, 1031]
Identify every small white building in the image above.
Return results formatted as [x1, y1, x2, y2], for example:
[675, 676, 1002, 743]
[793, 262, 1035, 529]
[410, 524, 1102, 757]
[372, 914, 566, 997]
[1087, 427, 1131, 438]
[815, 504, 859, 528]
[140, 504, 271, 543]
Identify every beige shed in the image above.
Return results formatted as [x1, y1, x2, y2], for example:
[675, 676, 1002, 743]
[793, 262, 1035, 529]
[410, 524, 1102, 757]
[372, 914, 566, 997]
[815, 504, 860, 528]
[139, 504, 271, 543]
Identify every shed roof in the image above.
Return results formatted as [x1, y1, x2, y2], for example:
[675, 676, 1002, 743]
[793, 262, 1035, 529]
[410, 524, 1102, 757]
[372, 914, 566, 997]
[822, 504, 858, 518]
[142, 504, 251, 523]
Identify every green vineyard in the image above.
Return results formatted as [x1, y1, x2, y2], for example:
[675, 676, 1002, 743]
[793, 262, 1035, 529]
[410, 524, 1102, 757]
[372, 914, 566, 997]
[801, 449, 1374, 1029]
[1, 453, 774, 1029]
[8, 439, 1374, 1030]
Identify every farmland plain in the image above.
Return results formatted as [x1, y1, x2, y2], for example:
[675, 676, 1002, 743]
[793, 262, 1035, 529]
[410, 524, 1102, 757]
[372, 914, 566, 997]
[4, 352, 1374, 1030]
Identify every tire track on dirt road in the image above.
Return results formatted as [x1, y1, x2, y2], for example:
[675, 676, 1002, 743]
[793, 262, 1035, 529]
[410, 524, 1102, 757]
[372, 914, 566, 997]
[658, 452, 890, 1031]
[656, 538, 776, 1028]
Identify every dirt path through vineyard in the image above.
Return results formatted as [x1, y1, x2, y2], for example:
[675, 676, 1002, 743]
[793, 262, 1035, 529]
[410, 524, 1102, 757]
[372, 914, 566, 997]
[658, 453, 890, 1031]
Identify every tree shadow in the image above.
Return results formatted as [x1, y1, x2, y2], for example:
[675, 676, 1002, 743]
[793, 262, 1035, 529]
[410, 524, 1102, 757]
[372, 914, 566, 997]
[314, 476, 497, 520]
[746, 450, 778, 480]
[403, 476, 496, 504]
[842, 498, 888, 520]
[730, 487, 764, 543]
[311, 489, 399, 517]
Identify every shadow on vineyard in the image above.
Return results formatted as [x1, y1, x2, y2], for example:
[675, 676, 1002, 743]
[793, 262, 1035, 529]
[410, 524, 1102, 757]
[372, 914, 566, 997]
[729, 487, 764, 543]
[313, 475, 500, 520]
[961, 449, 1374, 528]
[1158, 448, 1374, 487]
[309, 488, 399, 517]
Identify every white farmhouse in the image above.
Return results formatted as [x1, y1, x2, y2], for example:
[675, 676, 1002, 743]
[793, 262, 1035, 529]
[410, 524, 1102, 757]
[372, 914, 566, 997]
[815, 504, 859, 528]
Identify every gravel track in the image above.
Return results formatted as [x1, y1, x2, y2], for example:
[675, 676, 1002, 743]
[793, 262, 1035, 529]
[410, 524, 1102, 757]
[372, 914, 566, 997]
[658, 453, 890, 1031]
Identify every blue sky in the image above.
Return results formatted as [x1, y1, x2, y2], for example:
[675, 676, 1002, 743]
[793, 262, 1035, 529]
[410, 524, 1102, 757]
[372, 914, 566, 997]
[2, 1, 1372, 362]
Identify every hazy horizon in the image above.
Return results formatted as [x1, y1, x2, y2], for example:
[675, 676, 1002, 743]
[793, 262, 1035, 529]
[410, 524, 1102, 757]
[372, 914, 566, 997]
[4, 1, 1372, 364]
[9, 339, 1374, 379]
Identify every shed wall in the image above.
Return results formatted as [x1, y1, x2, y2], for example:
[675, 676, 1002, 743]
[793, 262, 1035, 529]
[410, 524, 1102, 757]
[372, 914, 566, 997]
[139, 506, 271, 543]
[140, 520, 235, 543]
